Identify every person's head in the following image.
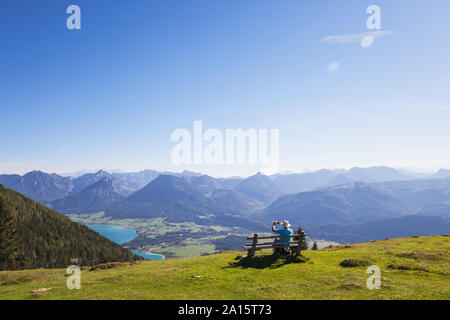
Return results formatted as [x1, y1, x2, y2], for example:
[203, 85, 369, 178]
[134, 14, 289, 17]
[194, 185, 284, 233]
[282, 220, 291, 229]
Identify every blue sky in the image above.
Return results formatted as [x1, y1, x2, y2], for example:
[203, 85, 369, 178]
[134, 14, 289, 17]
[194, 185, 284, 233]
[1, 0, 449, 176]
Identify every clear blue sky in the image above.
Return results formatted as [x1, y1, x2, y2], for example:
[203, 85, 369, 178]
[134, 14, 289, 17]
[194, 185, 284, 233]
[1, 0, 449, 176]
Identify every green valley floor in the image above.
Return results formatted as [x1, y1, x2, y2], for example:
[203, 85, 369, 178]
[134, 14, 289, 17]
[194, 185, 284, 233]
[0, 235, 449, 300]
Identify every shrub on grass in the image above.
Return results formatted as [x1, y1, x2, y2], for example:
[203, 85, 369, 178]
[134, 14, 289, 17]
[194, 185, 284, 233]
[339, 258, 371, 267]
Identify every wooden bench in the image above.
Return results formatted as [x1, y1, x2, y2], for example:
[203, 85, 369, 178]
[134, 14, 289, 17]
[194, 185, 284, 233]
[243, 231, 306, 257]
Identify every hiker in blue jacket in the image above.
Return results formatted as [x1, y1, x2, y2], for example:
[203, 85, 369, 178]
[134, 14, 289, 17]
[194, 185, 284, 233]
[272, 220, 293, 255]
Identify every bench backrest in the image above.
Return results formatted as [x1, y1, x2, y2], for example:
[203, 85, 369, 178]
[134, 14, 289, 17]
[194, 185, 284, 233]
[246, 234, 302, 241]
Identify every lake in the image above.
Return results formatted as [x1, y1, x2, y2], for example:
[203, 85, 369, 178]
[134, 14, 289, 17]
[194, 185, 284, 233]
[87, 224, 164, 260]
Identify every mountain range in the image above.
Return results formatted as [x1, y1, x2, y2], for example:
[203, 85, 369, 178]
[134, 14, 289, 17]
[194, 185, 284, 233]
[0, 171, 73, 203]
[307, 215, 450, 243]
[1, 166, 449, 244]
[269, 166, 438, 194]
[2, 166, 448, 204]
[0, 169, 163, 204]
[258, 182, 415, 225]
[259, 178, 450, 224]
[105, 174, 266, 229]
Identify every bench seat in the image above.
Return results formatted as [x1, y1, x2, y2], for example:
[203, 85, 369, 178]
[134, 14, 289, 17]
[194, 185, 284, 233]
[243, 242, 299, 250]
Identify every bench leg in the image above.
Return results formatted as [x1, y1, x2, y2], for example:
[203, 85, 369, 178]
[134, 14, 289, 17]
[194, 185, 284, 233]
[248, 233, 258, 258]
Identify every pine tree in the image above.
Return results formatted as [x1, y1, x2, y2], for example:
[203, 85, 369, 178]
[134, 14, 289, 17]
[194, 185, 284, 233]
[312, 241, 318, 250]
[295, 226, 308, 251]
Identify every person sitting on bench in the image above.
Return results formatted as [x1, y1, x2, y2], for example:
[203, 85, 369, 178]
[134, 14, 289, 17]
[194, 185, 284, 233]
[272, 220, 293, 255]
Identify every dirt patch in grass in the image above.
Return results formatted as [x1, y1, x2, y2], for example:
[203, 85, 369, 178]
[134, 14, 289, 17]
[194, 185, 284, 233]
[337, 283, 363, 290]
[339, 258, 371, 268]
[1, 274, 45, 286]
[387, 264, 430, 272]
[89, 262, 125, 271]
[396, 250, 441, 261]
[323, 244, 353, 251]
[1, 277, 31, 286]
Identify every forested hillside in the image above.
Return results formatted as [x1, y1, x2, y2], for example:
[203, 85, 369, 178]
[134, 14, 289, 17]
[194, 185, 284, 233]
[0, 185, 140, 271]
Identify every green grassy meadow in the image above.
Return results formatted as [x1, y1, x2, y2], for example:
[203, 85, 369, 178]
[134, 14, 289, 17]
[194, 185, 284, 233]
[0, 235, 448, 300]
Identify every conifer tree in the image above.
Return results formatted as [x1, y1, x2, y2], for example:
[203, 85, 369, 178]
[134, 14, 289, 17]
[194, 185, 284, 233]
[295, 226, 309, 251]
[312, 241, 318, 250]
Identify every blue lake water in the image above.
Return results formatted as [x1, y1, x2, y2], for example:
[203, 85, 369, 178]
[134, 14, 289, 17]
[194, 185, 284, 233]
[87, 224, 164, 260]
[132, 250, 164, 260]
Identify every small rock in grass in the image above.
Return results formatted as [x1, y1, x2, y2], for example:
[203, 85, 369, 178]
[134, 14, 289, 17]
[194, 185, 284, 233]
[31, 288, 53, 294]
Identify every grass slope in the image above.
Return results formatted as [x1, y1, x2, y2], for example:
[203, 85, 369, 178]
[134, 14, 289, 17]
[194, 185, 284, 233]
[0, 235, 449, 300]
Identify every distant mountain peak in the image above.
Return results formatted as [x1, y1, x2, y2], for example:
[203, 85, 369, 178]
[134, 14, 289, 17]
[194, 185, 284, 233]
[235, 172, 284, 205]
[51, 176, 123, 214]
[93, 169, 110, 176]
[247, 172, 270, 179]
[126, 174, 200, 204]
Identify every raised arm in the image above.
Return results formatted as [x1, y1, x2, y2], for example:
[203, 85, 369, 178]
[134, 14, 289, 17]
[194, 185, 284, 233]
[272, 221, 280, 233]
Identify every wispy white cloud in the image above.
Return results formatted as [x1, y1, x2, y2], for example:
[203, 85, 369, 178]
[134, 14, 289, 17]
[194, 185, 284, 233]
[442, 75, 450, 80]
[433, 106, 450, 111]
[321, 31, 395, 45]
[355, 113, 407, 120]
